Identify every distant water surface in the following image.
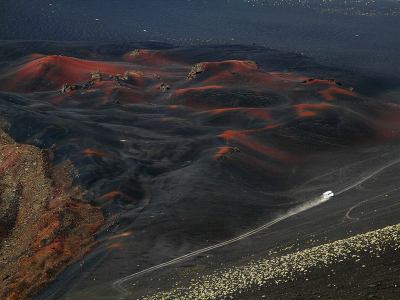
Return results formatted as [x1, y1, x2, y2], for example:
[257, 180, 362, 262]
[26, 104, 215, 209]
[1, 0, 400, 76]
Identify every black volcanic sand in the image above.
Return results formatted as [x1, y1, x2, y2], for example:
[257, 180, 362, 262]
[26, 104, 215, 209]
[0, 41, 399, 299]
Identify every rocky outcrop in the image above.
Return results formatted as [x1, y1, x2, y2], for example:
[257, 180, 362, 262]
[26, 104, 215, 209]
[0, 128, 104, 300]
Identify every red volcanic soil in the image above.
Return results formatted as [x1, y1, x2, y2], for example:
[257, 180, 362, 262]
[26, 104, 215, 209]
[1, 48, 399, 171]
[0, 129, 104, 300]
[0, 54, 131, 93]
[0, 49, 360, 112]
[1, 48, 399, 168]
[187, 60, 307, 90]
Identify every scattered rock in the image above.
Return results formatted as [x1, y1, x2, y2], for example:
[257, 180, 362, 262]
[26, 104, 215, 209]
[245, 60, 260, 68]
[125, 70, 144, 76]
[129, 49, 141, 56]
[160, 83, 171, 91]
[187, 63, 204, 79]
[324, 78, 342, 86]
[60, 83, 71, 94]
[91, 70, 102, 82]
[303, 77, 315, 83]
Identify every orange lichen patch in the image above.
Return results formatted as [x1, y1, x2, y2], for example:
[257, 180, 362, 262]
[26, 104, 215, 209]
[0, 129, 104, 300]
[294, 103, 335, 118]
[218, 123, 284, 141]
[83, 149, 116, 158]
[98, 191, 137, 204]
[209, 107, 245, 115]
[245, 108, 273, 121]
[106, 243, 124, 250]
[319, 85, 358, 101]
[174, 85, 225, 94]
[107, 232, 133, 240]
[264, 123, 285, 130]
[218, 129, 245, 141]
[218, 129, 300, 163]
[0, 54, 131, 93]
[98, 191, 125, 199]
[215, 146, 232, 155]
[298, 110, 317, 117]
[214, 146, 241, 159]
